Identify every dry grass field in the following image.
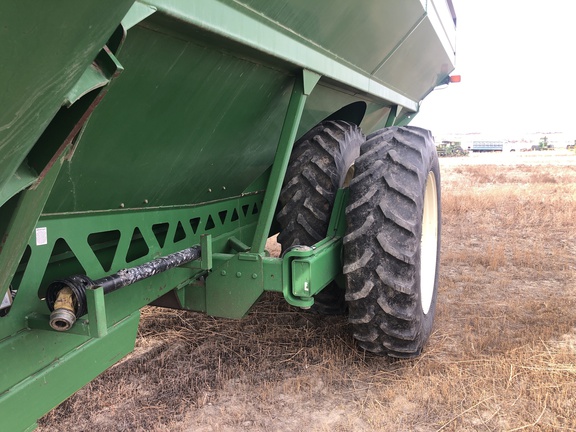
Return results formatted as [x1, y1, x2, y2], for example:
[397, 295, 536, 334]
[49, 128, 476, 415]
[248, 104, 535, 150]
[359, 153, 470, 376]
[38, 150, 576, 432]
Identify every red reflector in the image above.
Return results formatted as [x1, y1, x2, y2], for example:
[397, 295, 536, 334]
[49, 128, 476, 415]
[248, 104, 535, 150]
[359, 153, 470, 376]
[449, 75, 461, 83]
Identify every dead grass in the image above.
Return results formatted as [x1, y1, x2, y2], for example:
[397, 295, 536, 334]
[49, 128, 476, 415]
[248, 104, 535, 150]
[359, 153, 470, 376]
[38, 152, 576, 431]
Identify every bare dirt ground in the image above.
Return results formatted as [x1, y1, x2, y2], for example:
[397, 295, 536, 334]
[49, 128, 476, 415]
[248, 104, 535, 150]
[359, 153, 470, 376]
[38, 150, 576, 431]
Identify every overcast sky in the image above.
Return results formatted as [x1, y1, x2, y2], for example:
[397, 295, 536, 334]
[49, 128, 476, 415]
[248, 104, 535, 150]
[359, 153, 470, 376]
[412, 0, 576, 136]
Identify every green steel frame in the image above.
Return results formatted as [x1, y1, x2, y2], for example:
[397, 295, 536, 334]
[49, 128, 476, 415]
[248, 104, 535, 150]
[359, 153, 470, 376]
[0, 71, 345, 431]
[0, 1, 456, 429]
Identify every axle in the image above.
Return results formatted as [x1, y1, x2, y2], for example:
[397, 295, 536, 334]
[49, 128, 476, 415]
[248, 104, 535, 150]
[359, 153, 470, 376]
[46, 246, 202, 331]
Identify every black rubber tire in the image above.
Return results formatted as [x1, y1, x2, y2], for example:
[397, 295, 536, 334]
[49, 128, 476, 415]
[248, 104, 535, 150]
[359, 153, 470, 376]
[343, 126, 441, 358]
[276, 120, 364, 314]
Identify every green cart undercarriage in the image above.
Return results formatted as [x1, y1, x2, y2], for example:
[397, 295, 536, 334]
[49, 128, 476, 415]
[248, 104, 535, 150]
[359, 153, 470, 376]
[0, 1, 456, 429]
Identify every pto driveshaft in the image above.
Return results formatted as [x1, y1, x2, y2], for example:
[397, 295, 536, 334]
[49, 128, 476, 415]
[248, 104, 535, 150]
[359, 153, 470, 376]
[46, 246, 201, 331]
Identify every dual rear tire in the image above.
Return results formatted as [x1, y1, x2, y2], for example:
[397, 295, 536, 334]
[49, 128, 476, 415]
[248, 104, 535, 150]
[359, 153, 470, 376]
[344, 126, 440, 358]
[277, 121, 441, 357]
[276, 120, 363, 314]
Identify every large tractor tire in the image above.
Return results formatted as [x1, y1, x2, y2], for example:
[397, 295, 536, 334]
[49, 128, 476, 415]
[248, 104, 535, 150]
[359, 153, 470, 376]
[276, 120, 364, 314]
[343, 126, 441, 358]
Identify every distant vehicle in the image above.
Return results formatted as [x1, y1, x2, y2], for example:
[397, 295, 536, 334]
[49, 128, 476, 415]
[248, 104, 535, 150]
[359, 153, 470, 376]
[471, 140, 504, 152]
[532, 137, 555, 151]
[436, 141, 468, 157]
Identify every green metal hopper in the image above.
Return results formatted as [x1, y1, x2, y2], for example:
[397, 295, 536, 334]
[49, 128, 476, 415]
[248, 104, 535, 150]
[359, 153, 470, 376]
[0, 1, 456, 429]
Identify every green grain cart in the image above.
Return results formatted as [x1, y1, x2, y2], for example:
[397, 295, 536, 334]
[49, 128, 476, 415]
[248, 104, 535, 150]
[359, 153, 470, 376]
[0, 1, 456, 429]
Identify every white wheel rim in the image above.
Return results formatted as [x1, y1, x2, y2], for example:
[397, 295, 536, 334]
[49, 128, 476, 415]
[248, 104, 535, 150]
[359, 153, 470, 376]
[420, 171, 438, 315]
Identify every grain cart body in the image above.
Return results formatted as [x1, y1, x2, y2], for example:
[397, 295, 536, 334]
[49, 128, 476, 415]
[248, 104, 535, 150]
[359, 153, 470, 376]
[0, 1, 456, 429]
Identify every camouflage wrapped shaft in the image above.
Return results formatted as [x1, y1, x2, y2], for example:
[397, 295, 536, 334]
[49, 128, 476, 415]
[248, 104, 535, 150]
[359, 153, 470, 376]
[96, 246, 201, 294]
[46, 246, 201, 320]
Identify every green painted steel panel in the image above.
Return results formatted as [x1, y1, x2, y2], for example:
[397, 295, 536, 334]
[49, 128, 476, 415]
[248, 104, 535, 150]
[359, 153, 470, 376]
[139, 0, 424, 110]
[138, 0, 455, 106]
[0, 314, 139, 432]
[46, 25, 293, 212]
[374, 15, 455, 100]
[0, 163, 36, 207]
[0, 149, 69, 317]
[0, 0, 135, 203]
[206, 253, 265, 318]
[236, 0, 426, 76]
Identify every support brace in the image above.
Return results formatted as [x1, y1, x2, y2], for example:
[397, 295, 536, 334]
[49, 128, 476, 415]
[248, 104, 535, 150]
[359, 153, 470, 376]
[250, 69, 321, 253]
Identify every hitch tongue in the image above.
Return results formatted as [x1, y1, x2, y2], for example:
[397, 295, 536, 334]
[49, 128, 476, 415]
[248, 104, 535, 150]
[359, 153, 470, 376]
[49, 287, 77, 331]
